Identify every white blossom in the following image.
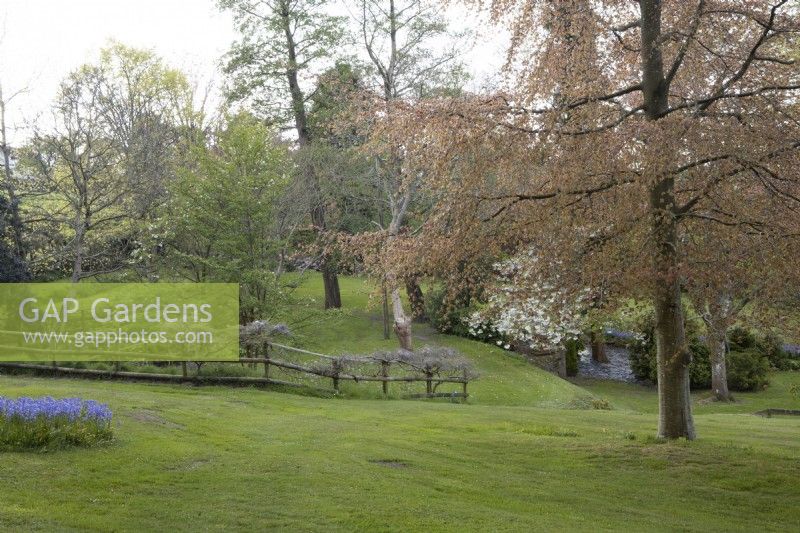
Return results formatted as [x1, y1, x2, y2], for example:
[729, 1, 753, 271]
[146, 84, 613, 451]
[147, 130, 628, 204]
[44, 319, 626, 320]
[468, 248, 587, 350]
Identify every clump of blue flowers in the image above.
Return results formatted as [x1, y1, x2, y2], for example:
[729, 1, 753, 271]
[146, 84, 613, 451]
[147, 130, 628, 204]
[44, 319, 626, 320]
[0, 396, 113, 451]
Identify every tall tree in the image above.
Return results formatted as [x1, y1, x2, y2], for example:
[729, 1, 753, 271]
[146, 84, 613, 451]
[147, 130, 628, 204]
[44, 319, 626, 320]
[220, 0, 346, 309]
[169, 113, 290, 321]
[23, 66, 128, 282]
[687, 223, 800, 402]
[0, 80, 26, 261]
[386, 0, 800, 438]
[94, 43, 195, 281]
[19, 46, 193, 282]
[356, 0, 466, 349]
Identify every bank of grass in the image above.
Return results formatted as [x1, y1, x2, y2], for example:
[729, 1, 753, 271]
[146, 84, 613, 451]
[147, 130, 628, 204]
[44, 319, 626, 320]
[3, 273, 800, 530]
[0, 375, 798, 531]
[41, 273, 589, 407]
[573, 371, 800, 415]
[273, 273, 592, 406]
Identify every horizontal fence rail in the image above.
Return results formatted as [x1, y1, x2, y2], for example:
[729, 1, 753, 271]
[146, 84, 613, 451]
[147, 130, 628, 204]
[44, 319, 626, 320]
[0, 342, 474, 400]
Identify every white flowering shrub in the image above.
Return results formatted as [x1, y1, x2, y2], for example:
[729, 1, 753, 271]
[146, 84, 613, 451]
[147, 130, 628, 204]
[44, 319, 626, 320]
[468, 250, 587, 351]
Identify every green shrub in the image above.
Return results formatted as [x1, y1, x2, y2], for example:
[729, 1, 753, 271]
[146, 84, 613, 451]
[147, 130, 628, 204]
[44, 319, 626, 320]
[591, 398, 612, 410]
[628, 334, 655, 383]
[729, 327, 792, 371]
[687, 339, 712, 389]
[755, 333, 792, 370]
[425, 288, 480, 339]
[629, 335, 711, 388]
[628, 333, 766, 391]
[564, 338, 582, 377]
[728, 326, 757, 351]
[726, 349, 770, 392]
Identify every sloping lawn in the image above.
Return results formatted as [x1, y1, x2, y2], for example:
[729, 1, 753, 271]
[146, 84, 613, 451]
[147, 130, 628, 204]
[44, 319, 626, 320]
[1, 375, 799, 532]
[574, 372, 800, 415]
[4, 273, 798, 531]
[273, 273, 591, 407]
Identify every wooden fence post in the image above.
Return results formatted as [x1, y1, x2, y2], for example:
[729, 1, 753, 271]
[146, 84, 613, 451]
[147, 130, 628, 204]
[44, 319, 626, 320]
[181, 362, 188, 378]
[381, 361, 389, 396]
[264, 344, 270, 378]
[425, 371, 433, 396]
[332, 360, 340, 392]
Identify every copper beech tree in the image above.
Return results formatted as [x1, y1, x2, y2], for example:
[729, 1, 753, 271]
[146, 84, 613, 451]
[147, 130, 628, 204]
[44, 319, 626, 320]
[346, 0, 466, 350]
[374, 0, 800, 439]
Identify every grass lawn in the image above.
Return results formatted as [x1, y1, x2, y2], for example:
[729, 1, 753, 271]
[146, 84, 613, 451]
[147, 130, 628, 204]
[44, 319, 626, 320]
[2, 273, 799, 531]
[1, 376, 800, 532]
[574, 372, 800, 415]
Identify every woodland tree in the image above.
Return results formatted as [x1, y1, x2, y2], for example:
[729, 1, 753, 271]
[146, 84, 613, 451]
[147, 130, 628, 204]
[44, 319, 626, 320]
[221, 0, 346, 309]
[0, 80, 26, 260]
[20, 47, 193, 282]
[168, 113, 290, 321]
[387, 0, 800, 439]
[354, 0, 467, 349]
[687, 224, 800, 401]
[94, 44, 195, 280]
[23, 66, 128, 282]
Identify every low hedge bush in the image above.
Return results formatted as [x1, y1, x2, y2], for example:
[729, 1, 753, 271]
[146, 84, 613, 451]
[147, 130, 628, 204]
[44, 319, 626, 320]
[629, 335, 770, 391]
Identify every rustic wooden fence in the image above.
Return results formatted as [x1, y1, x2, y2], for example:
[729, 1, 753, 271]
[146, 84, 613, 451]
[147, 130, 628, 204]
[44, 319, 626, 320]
[0, 342, 474, 400]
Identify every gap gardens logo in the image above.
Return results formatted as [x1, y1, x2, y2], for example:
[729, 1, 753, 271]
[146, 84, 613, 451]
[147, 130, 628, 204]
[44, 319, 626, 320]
[0, 284, 239, 361]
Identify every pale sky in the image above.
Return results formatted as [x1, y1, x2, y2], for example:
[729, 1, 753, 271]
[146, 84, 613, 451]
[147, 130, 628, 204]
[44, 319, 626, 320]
[0, 0, 506, 145]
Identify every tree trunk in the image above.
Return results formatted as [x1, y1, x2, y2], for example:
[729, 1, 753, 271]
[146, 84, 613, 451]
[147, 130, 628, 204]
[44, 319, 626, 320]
[71, 222, 84, 283]
[703, 297, 733, 402]
[708, 331, 731, 402]
[321, 262, 341, 309]
[311, 201, 342, 309]
[381, 282, 391, 340]
[651, 178, 696, 440]
[390, 285, 413, 351]
[639, 0, 695, 440]
[590, 329, 608, 363]
[281, 3, 341, 309]
[0, 83, 25, 258]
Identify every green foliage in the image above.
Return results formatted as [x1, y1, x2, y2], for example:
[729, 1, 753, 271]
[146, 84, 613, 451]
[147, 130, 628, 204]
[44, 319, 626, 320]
[629, 335, 713, 388]
[564, 338, 582, 377]
[688, 339, 712, 389]
[17, 43, 194, 282]
[727, 349, 770, 392]
[628, 334, 655, 384]
[0, 196, 29, 281]
[630, 331, 770, 392]
[728, 326, 757, 351]
[424, 287, 474, 338]
[307, 62, 365, 145]
[729, 326, 792, 370]
[755, 332, 793, 370]
[220, 0, 346, 123]
[167, 113, 290, 321]
[626, 307, 776, 391]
